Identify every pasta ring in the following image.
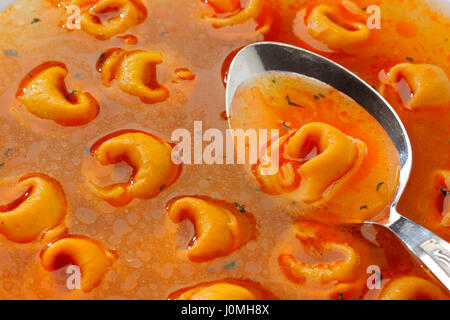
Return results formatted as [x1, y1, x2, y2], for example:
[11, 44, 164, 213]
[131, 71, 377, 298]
[98, 49, 169, 104]
[70, 0, 147, 39]
[307, 4, 370, 49]
[380, 276, 448, 300]
[387, 63, 450, 110]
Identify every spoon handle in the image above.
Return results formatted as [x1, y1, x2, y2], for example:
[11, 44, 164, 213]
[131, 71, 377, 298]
[384, 211, 450, 291]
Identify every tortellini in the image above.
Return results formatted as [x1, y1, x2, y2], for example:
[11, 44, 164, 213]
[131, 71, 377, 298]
[204, 0, 263, 28]
[279, 220, 359, 285]
[306, 4, 370, 50]
[431, 170, 450, 227]
[98, 48, 169, 104]
[380, 276, 448, 300]
[169, 280, 275, 300]
[167, 196, 256, 262]
[0, 173, 67, 243]
[206, 0, 241, 13]
[279, 242, 358, 284]
[254, 122, 366, 203]
[87, 130, 181, 207]
[40, 235, 117, 292]
[16, 62, 99, 126]
[387, 63, 450, 110]
[60, 0, 147, 39]
[278, 221, 360, 292]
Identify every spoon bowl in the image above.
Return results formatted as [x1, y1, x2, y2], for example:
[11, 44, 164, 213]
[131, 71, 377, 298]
[226, 41, 450, 291]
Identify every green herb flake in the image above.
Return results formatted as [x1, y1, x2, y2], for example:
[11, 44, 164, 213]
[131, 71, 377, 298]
[440, 188, 450, 197]
[376, 182, 385, 191]
[282, 122, 291, 130]
[314, 95, 320, 100]
[160, 184, 167, 191]
[84, 146, 91, 154]
[223, 259, 236, 270]
[31, 18, 41, 24]
[338, 293, 344, 300]
[318, 93, 325, 98]
[286, 95, 305, 108]
[0, 163, 4, 168]
[360, 205, 368, 210]
[406, 57, 414, 62]
[234, 202, 246, 213]
[4, 49, 18, 57]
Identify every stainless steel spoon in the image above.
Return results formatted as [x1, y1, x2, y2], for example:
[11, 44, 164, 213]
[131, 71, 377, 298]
[225, 41, 450, 291]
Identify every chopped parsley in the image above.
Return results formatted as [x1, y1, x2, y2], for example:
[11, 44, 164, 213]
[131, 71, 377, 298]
[160, 184, 167, 191]
[286, 95, 305, 108]
[31, 18, 41, 24]
[338, 293, 344, 300]
[440, 188, 450, 197]
[4, 49, 18, 57]
[0, 163, 4, 168]
[360, 205, 368, 210]
[406, 57, 414, 62]
[376, 182, 385, 191]
[234, 202, 246, 213]
[282, 122, 291, 130]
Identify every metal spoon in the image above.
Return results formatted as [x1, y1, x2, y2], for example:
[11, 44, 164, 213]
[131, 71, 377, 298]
[225, 41, 450, 291]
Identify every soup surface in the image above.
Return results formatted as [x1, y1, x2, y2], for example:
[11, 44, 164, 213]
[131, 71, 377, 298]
[0, 0, 449, 299]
